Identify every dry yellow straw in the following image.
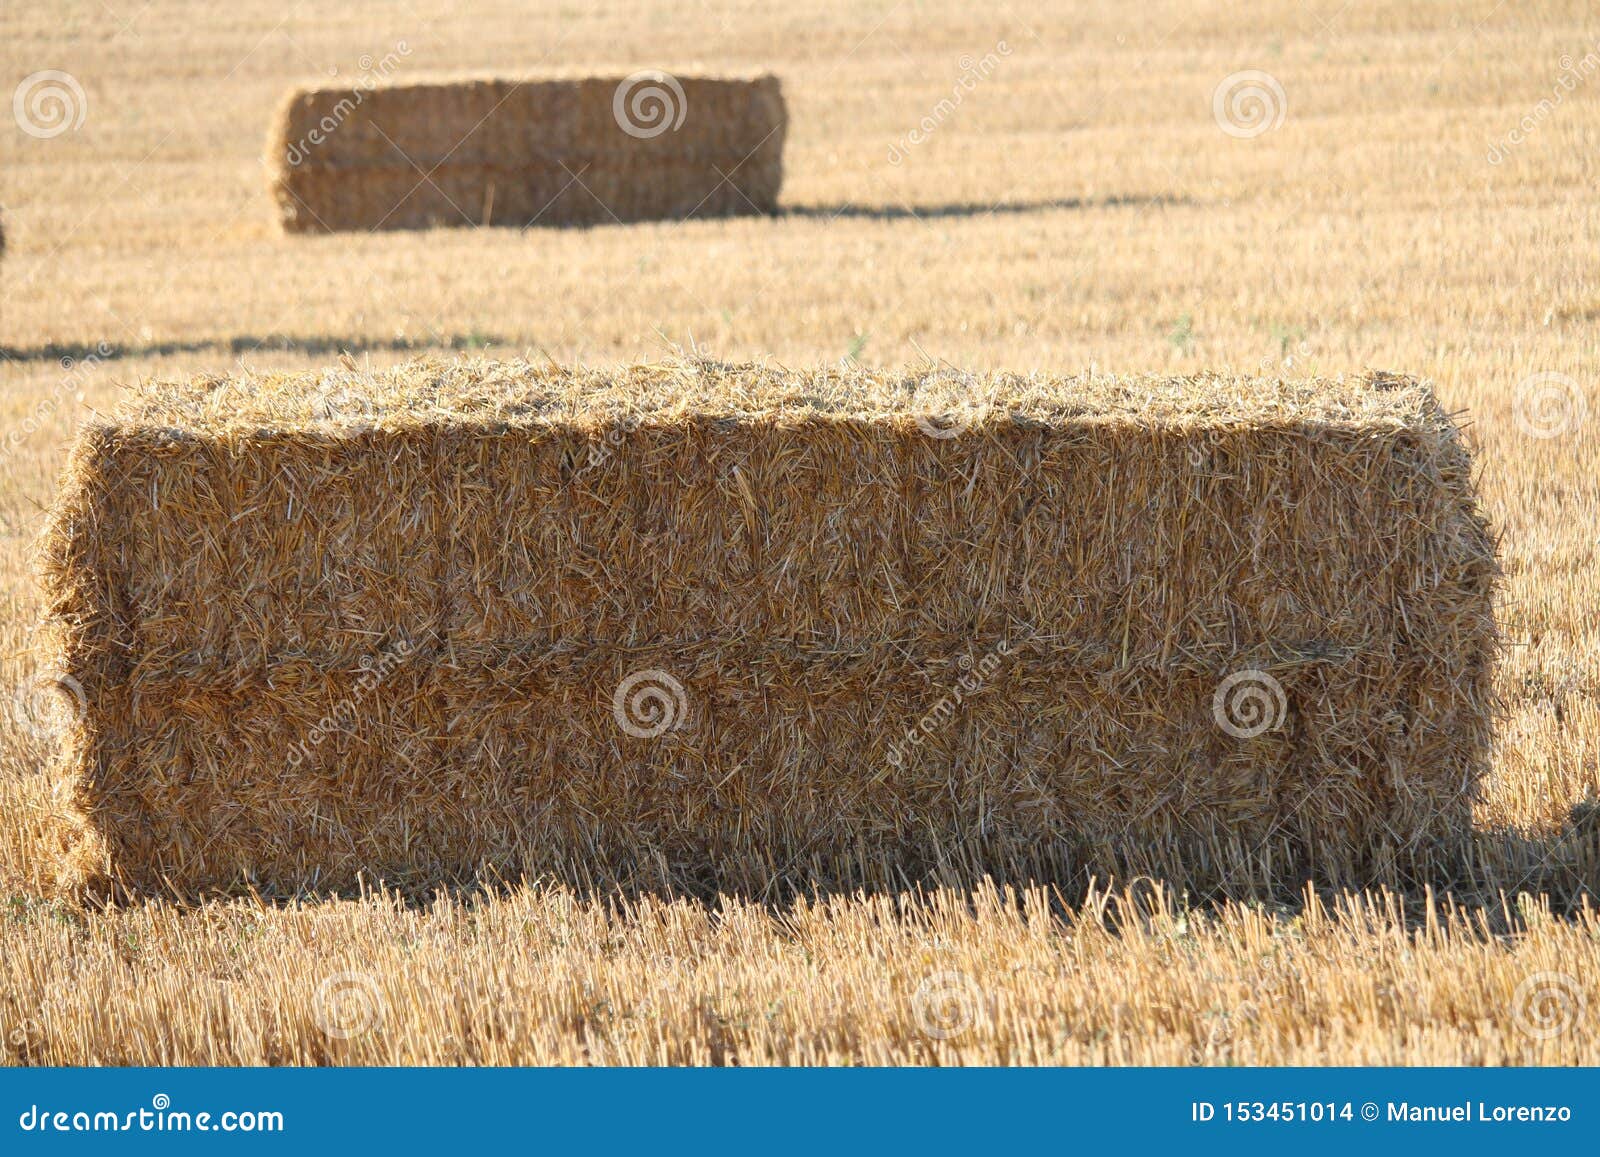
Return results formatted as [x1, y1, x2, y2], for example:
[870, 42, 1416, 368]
[37, 359, 1498, 898]
[266, 73, 786, 232]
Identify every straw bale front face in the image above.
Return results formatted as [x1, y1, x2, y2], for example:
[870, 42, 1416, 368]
[267, 74, 786, 232]
[39, 363, 1498, 896]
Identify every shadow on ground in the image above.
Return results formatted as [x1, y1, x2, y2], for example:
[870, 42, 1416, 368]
[71, 806, 1600, 930]
[779, 193, 1192, 221]
[0, 332, 513, 367]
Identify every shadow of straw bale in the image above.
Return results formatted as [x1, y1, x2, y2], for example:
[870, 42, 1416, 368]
[73, 807, 1600, 925]
[0, 333, 511, 366]
[778, 193, 1192, 221]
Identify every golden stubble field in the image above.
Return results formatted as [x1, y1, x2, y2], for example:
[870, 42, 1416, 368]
[1, 0, 1599, 1063]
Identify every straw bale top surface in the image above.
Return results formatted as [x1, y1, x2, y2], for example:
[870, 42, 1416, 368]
[98, 360, 1452, 438]
[283, 69, 780, 96]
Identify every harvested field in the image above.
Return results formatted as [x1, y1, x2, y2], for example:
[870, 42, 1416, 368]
[3, 883, 1597, 1066]
[3, 0, 1599, 1067]
[268, 74, 786, 232]
[41, 362, 1494, 897]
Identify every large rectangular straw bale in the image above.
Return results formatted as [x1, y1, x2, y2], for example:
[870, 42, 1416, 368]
[39, 361, 1497, 897]
[267, 74, 786, 232]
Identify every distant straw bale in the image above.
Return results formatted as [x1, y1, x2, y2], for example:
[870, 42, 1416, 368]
[266, 73, 786, 232]
[38, 361, 1498, 898]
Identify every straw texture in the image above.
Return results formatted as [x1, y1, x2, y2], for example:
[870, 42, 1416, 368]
[38, 360, 1498, 897]
[267, 74, 785, 232]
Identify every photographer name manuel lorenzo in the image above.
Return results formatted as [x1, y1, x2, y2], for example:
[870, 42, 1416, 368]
[1389, 1102, 1572, 1123]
